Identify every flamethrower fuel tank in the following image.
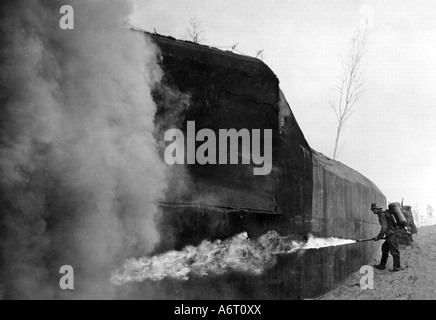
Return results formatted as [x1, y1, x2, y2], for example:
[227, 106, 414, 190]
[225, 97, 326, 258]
[388, 202, 408, 227]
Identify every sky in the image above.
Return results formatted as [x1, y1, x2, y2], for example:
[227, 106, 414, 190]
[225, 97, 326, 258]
[129, 0, 436, 222]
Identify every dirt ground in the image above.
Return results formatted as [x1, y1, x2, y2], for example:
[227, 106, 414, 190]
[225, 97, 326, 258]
[318, 224, 436, 300]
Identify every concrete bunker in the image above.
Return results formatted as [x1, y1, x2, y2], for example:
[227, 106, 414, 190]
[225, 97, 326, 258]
[146, 32, 386, 299]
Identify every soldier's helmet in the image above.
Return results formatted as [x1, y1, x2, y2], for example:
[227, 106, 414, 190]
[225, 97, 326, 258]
[370, 203, 382, 210]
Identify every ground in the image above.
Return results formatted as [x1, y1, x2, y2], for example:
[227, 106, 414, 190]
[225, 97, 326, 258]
[317, 224, 436, 300]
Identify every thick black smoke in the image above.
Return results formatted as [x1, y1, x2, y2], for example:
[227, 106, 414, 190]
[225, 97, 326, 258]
[0, 0, 166, 299]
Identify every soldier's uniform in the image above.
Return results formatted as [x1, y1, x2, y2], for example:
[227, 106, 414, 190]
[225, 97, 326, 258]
[374, 210, 401, 270]
[370, 202, 403, 271]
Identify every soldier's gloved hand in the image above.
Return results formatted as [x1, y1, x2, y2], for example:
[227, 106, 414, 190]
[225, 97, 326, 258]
[372, 237, 378, 241]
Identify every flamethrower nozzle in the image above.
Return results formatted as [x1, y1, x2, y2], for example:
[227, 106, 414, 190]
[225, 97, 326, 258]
[355, 237, 387, 242]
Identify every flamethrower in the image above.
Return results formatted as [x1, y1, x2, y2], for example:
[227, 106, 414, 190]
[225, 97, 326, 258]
[355, 237, 386, 242]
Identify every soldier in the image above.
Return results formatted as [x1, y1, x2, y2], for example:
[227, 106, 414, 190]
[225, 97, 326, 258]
[370, 202, 404, 272]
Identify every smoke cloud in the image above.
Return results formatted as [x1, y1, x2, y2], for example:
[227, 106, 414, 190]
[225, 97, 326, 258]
[0, 0, 166, 299]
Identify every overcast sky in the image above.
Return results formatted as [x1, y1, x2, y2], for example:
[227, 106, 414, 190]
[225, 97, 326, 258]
[130, 0, 436, 214]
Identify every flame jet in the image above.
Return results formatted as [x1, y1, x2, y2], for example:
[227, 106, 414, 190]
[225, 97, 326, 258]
[111, 231, 356, 285]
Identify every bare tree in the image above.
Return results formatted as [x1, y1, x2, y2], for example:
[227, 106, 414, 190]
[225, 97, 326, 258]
[185, 17, 204, 44]
[330, 29, 369, 160]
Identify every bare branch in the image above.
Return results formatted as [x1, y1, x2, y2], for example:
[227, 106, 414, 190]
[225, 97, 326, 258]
[330, 101, 340, 122]
[342, 109, 356, 124]
[185, 16, 205, 44]
[330, 29, 370, 160]
[336, 140, 347, 159]
[333, 85, 343, 93]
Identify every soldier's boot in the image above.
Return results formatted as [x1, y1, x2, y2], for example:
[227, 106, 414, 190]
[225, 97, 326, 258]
[392, 254, 402, 271]
[374, 252, 389, 270]
[374, 263, 386, 270]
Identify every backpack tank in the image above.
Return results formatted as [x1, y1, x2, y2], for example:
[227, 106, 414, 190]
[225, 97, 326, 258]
[388, 202, 407, 227]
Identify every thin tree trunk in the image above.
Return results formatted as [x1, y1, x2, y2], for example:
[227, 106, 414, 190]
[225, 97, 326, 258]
[333, 124, 342, 160]
[330, 29, 368, 160]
